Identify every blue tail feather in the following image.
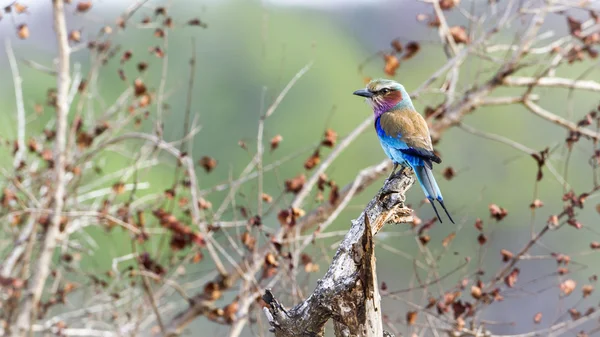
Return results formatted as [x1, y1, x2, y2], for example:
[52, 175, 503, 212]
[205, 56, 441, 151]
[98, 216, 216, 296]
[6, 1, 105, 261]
[412, 164, 455, 224]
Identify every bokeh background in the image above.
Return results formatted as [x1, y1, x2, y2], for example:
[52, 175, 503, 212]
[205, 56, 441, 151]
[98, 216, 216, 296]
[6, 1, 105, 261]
[1, 0, 600, 336]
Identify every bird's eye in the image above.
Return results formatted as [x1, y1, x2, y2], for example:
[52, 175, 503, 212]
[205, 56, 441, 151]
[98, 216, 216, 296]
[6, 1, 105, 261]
[380, 88, 390, 94]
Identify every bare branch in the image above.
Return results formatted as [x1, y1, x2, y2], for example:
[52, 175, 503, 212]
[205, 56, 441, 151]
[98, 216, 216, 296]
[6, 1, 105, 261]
[14, 1, 71, 335]
[523, 100, 600, 140]
[504, 76, 600, 92]
[5, 39, 26, 169]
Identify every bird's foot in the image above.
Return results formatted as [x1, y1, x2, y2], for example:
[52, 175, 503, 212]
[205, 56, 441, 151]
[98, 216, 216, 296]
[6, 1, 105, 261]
[385, 163, 399, 181]
[400, 165, 413, 176]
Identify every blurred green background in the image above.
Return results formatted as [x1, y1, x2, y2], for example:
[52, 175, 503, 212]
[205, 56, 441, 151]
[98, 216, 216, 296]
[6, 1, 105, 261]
[1, 0, 600, 336]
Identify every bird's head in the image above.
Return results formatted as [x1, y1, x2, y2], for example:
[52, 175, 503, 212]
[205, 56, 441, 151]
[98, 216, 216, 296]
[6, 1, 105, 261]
[353, 79, 412, 116]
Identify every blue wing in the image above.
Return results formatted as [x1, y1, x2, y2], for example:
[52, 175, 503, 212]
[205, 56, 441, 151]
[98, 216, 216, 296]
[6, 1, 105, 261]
[375, 117, 439, 168]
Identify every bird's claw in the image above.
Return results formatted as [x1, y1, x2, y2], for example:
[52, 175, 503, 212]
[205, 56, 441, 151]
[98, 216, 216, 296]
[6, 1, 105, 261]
[386, 163, 399, 181]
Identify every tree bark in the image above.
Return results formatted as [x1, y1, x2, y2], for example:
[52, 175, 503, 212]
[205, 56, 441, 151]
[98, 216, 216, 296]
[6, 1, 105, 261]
[263, 169, 415, 337]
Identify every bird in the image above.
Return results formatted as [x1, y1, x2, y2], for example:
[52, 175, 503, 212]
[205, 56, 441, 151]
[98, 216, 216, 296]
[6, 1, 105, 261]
[353, 79, 454, 224]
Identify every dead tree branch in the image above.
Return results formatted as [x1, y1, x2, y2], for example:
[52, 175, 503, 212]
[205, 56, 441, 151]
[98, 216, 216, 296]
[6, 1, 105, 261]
[262, 171, 414, 337]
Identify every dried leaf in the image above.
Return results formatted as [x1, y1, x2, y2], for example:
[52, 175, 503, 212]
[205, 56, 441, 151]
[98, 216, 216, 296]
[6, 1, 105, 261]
[474, 218, 483, 231]
[471, 285, 482, 299]
[305, 262, 319, 273]
[591, 242, 600, 250]
[304, 150, 321, 170]
[477, 233, 487, 245]
[555, 253, 571, 265]
[150, 46, 164, 58]
[391, 39, 403, 53]
[133, 79, 147, 97]
[317, 173, 328, 191]
[76, 132, 93, 149]
[121, 50, 133, 64]
[416, 13, 429, 22]
[406, 311, 417, 325]
[291, 207, 305, 218]
[163, 17, 173, 28]
[164, 188, 175, 200]
[223, 301, 239, 324]
[76, 1, 92, 13]
[270, 134, 282, 151]
[329, 182, 339, 205]
[533, 312, 542, 324]
[504, 268, 519, 288]
[112, 182, 125, 195]
[198, 198, 212, 209]
[68, 30, 81, 43]
[582, 284, 594, 298]
[204, 282, 222, 301]
[428, 14, 441, 27]
[489, 204, 508, 221]
[412, 214, 422, 228]
[300, 253, 312, 266]
[440, 0, 460, 10]
[403, 41, 420, 60]
[569, 308, 581, 320]
[248, 215, 261, 227]
[137, 62, 148, 72]
[192, 251, 203, 263]
[567, 16, 582, 37]
[530, 199, 544, 209]
[138, 252, 165, 275]
[118, 69, 127, 81]
[261, 193, 273, 203]
[560, 279, 576, 296]
[567, 218, 582, 229]
[17, 24, 29, 39]
[199, 156, 217, 173]
[383, 54, 400, 76]
[443, 167, 456, 180]
[241, 231, 256, 251]
[322, 129, 337, 148]
[449, 26, 470, 44]
[13, 3, 27, 14]
[27, 138, 39, 153]
[265, 253, 278, 267]
[188, 18, 208, 28]
[442, 232, 456, 247]
[500, 249, 513, 262]
[285, 174, 306, 194]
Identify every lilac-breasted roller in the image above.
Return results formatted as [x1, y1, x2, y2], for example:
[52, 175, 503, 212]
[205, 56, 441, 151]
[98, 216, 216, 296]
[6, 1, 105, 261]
[353, 79, 454, 224]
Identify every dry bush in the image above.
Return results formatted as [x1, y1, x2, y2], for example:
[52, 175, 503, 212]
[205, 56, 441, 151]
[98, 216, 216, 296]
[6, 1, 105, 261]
[1, 1, 600, 337]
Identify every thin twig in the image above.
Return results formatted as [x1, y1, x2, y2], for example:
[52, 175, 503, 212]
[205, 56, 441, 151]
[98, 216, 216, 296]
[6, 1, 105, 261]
[6, 39, 26, 169]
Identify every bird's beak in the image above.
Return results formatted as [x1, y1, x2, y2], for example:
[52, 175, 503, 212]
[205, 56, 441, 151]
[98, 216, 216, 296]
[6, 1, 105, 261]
[353, 88, 373, 98]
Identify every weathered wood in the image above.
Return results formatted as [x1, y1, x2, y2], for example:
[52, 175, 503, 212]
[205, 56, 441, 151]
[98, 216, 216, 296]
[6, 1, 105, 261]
[263, 169, 415, 337]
